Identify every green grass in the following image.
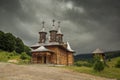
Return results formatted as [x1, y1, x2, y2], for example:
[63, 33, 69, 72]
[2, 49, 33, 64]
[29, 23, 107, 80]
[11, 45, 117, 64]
[63, 57, 120, 79]
[107, 57, 120, 67]
[0, 50, 31, 64]
[0, 50, 20, 61]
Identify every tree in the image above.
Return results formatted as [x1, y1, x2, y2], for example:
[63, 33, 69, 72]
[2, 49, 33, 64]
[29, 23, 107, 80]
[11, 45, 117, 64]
[0, 30, 30, 54]
[20, 52, 30, 60]
[93, 56, 105, 72]
[24, 45, 31, 56]
[0, 31, 16, 52]
[15, 37, 24, 53]
[0, 31, 5, 50]
[2, 33, 16, 52]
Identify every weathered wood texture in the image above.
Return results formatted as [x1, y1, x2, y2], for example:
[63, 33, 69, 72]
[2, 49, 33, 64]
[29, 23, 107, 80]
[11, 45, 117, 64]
[31, 45, 74, 65]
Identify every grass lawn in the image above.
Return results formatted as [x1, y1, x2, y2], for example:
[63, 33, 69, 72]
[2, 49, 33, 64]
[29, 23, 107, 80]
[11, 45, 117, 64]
[63, 57, 120, 80]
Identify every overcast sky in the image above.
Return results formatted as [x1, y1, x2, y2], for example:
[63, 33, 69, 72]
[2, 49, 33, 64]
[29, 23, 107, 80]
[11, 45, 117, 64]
[0, 0, 120, 54]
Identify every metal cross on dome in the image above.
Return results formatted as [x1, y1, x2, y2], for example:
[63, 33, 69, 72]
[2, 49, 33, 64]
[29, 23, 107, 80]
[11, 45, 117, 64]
[42, 21, 45, 28]
[58, 21, 61, 28]
[52, 19, 55, 26]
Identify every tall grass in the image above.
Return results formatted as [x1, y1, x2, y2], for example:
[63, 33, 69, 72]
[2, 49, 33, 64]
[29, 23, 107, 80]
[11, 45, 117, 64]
[0, 50, 31, 64]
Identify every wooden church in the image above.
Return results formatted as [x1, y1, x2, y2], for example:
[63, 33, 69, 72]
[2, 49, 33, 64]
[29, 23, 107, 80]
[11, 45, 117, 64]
[31, 20, 75, 65]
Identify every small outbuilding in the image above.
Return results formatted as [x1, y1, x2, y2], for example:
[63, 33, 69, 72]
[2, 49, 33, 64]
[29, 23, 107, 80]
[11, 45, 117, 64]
[92, 48, 105, 61]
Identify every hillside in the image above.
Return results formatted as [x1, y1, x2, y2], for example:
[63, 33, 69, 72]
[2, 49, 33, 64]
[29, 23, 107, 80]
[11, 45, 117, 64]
[0, 50, 31, 64]
[0, 30, 31, 54]
[65, 56, 120, 79]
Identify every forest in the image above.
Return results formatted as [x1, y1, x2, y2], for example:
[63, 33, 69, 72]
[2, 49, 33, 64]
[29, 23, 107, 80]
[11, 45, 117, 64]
[0, 30, 31, 54]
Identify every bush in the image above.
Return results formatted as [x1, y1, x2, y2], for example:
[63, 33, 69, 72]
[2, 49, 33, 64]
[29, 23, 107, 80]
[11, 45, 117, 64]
[74, 61, 93, 67]
[115, 59, 120, 68]
[93, 60, 104, 72]
[82, 63, 93, 67]
[20, 52, 30, 60]
[74, 61, 82, 67]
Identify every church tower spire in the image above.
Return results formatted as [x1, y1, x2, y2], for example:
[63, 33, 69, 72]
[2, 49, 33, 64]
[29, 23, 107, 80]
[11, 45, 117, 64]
[49, 19, 57, 42]
[39, 21, 47, 43]
[41, 21, 45, 32]
[56, 21, 63, 43]
[57, 21, 62, 34]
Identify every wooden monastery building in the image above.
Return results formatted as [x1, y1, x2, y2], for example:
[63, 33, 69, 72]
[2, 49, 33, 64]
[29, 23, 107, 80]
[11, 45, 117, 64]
[31, 20, 75, 65]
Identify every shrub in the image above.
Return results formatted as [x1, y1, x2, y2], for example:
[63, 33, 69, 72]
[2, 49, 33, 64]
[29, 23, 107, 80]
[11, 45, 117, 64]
[74, 61, 82, 67]
[20, 52, 30, 60]
[115, 59, 120, 68]
[82, 63, 93, 67]
[74, 61, 93, 67]
[93, 60, 104, 72]
[9, 51, 17, 57]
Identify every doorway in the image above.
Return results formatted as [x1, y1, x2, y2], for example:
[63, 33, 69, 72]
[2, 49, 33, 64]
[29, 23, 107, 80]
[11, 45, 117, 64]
[44, 56, 46, 64]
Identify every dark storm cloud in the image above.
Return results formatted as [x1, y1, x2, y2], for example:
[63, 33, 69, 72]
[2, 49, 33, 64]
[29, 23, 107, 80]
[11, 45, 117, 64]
[0, 0, 20, 26]
[58, 0, 120, 53]
[0, 0, 120, 53]
[0, 0, 38, 44]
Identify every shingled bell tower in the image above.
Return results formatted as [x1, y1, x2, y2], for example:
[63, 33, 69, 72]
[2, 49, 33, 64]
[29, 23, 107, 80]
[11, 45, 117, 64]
[56, 21, 63, 43]
[49, 20, 57, 42]
[39, 21, 47, 43]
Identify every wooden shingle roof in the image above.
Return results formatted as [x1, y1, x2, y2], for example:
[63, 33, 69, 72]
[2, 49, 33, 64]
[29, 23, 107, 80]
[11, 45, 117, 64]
[92, 48, 104, 53]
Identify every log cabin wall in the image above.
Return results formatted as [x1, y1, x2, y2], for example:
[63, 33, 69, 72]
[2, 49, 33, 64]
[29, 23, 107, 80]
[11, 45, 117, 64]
[32, 52, 38, 63]
[46, 46, 57, 64]
[39, 32, 47, 43]
[31, 45, 74, 65]
[46, 45, 68, 65]
[32, 52, 53, 64]
[56, 47, 68, 65]
[67, 52, 74, 65]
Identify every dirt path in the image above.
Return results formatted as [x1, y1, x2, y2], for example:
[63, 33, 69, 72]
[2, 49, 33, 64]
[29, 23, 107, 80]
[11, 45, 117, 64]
[0, 62, 116, 80]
